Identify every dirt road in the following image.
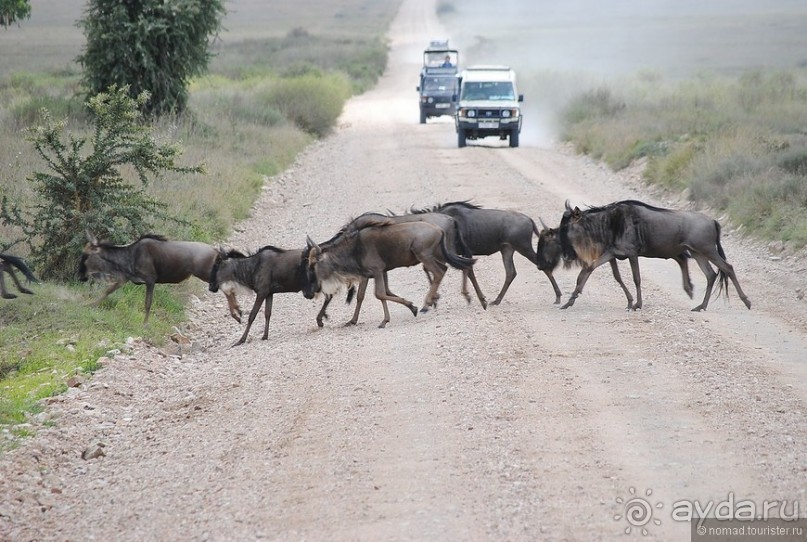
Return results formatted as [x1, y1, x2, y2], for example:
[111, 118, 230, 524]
[2, 0, 806, 540]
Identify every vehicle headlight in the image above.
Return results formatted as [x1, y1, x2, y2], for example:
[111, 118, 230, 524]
[501, 110, 511, 118]
[466, 109, 477, 118]
[427, 97, 434, 104]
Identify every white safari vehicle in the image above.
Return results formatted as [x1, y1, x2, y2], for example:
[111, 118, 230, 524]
[454, 65, 523, 148]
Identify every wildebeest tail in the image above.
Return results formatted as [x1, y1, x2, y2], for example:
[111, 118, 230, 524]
[1, 254, 39, 283]
[713, 220, 730, 300]
[440, 232, 476, 270]
[452, 222, 473, 258]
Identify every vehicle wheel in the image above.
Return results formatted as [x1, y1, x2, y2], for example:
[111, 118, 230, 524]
[419, 109, 427, 124]
[509, 129, 520, 148]
[458, 128, 467, 148]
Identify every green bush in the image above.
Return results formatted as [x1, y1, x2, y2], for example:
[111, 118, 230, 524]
[262, 73, 352, 137]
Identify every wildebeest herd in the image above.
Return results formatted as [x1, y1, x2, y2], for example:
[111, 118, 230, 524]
[15, 198, 747, 347]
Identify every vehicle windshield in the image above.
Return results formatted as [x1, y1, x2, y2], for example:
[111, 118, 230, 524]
[423, 77, 458, 92]
[460, 81, 515, 101]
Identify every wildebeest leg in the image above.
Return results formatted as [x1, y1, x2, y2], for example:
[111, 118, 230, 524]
[561, 253, 614, 309]
[464, 267, 488, 309]
[491, 245, 517, 306]
[5, 268, 34, 295]
[143, 281, 156, 324]
[0, 271, 16, 299]
[372, 272, 417, 328]
[261, 294, 274, 340]
[627, 256, 643, 310]
[383, 271, 401, 298]
[607, 260, 634, 310]
[419, 261, 446, 313]
[347, 278, 369, 326]
[234, 294, 267, 346]
[674, 255, 694, 299]
[690, 254, 717, 311]
[223, 290, 242, 323]
[707, 253, 751, 310]
[92, 280, 125, 306]
[542, 269, 562, 304]
[316, 294, 333, 328]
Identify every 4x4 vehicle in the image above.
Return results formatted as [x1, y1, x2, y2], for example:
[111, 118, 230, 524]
[417, 40, 459, 124]
[454, 65, 523, 148]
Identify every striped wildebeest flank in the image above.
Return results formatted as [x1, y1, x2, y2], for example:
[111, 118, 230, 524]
[79, 231, 242, 324]
[554, 200, 751, 311]
[208, 246, 334, 347]
[346, 210, 487, 309]
[304, 219, 477, 328]
[411, 201, 563, 305]
[0, 253, 39, 299]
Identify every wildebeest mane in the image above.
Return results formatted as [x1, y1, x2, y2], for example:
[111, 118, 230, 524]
[254, 245, 287, 255]
[410, 200, 482, 215]
[322, 214, 396, 246]
[92, 233, 168, 248]
[559, 202, 631, 268]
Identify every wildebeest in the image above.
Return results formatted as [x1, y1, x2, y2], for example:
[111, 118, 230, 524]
[550, 200, 751, 311]
[79, 232, 241, 324]
[304, 219, 476, 328]
[411, 201, 562, 305]
[0, 253, 39, 299]
[535, 225, 696, 311]
[208, 246, 334, 346]
[346, 210, 487, 308]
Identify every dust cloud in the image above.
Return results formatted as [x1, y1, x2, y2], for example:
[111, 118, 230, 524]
[440, 0, 807, 145]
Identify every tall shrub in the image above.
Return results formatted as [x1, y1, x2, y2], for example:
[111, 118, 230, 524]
[0, 86, 203, 280]
[78, 0, 226, 117]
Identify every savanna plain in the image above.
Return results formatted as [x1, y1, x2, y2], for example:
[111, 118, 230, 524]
[1, 0, 807, 540]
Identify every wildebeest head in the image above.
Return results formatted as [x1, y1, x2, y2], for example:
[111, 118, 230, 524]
[78, 230, 119, 282]
[303, 235, 354, 298]
[535, 225, 563, 271]
[302, 236, 322, 299]
[559, 201, 583, 265]
[208, 248, 227, 293]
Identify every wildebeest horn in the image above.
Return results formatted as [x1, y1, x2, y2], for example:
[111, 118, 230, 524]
[85, 228, 98, 245]
[538, 217, 548, 229]
[564, 200, 572, 212]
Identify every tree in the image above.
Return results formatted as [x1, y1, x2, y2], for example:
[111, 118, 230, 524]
[78, 0, 226, 117]
[0, 0, 31, 28]
[0, 85, 204, 281]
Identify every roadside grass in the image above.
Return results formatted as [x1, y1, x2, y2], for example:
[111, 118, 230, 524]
[559, 70, 807, 248]
[0, 0, 401, 434]
[0, 282, 184, 436]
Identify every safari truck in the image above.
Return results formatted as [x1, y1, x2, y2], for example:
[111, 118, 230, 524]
[416, 40, 459, 124]
[454, 65, 523, 148]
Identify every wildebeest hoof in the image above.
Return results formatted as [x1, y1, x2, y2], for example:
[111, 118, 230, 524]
[377, 321, 388, 328]
[407, 304, 418, 317]
[344, 320, 357, 327]
[419, 306, 430, 314]
[691, 305, 705, 312]
[2, 293, 17, 299]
